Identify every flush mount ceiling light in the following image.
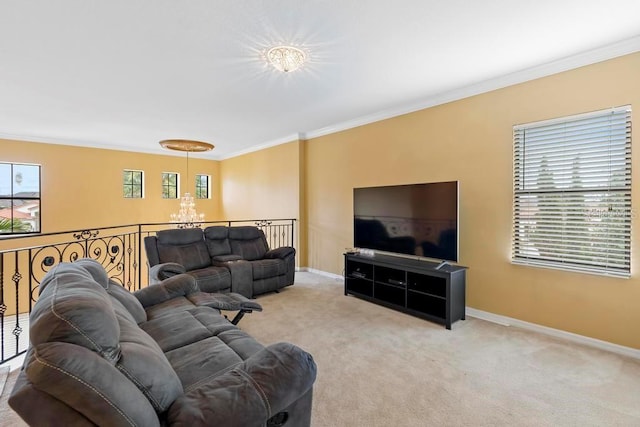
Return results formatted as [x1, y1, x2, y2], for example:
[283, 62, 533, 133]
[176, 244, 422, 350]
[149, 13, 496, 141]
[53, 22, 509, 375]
[266, 45, 307, 73]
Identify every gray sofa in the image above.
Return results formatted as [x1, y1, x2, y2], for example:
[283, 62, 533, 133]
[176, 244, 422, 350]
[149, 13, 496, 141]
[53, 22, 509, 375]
[9, 259, 316, 426]
[145, 226, 296, 298]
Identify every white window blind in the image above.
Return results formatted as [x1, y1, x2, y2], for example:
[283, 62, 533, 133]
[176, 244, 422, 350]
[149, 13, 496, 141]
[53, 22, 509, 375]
[512, 106, 631, 277]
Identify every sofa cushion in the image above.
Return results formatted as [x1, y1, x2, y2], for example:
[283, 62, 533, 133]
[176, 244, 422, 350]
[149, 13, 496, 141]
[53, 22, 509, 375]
[157, 242, 211, 272]
[204, 226, 231, 257]
[216, 329, 266, 360]
[26, 342, 160, 427]
[251, 259, 287, 280]
[30, 263, 121, 363]
[73, 258, 147, 324]
[228, 226, 269, 261]
[143, 296, 200, 320]
[140, 308, 221, 352]
[156, 229, 211, 271]
[74, 258, 110, 287]
[105, 280, 147, 324]
[156, 227, 204, 245]
[116, 316, 184, 412]
[166, 343, 317, 426]
[164, 336, 245, 390]
[188, 266, 232, 293]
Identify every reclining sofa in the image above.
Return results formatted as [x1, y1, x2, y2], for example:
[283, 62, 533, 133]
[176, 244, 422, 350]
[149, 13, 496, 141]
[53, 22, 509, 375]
[9, 259, 317, 426]
[145, 225, 296, 298]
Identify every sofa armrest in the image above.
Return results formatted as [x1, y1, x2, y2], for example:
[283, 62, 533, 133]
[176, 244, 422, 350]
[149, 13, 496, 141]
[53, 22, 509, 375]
[149, 262, 186, 283]
[134, 274, 199, 308]
[187, 292, 262, 312]
[167, 342, 316, 426]
[264, 246, 295, 260]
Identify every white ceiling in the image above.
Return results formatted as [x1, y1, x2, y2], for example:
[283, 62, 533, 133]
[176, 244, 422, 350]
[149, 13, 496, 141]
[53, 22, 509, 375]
[1, 0, 640, 160]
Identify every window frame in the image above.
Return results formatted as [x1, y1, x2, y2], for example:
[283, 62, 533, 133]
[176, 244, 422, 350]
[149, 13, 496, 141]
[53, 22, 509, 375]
[0, 162, 41, 235]
[195, 174, 210, 199]
[161, 172, 179, 199]
[123, 170, 144, 199]
[512, 106, 632, 278]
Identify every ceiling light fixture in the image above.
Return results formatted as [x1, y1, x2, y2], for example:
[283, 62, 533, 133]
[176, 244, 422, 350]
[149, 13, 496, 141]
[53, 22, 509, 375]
[266, 45, 307, 73]
[159, 139, 214, 228]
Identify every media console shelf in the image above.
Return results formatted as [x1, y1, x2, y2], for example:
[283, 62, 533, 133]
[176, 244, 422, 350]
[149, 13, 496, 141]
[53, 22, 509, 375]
[344, 253, 466, 329]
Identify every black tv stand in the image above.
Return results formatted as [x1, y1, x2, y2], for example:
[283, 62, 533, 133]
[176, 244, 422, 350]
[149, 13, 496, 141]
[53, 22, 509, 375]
[344, 253, 466, 329]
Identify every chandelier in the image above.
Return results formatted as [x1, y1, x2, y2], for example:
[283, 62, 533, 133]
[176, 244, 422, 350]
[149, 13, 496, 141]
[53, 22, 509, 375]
[159, 139, 214, 228]
[266, 46, 307, 73]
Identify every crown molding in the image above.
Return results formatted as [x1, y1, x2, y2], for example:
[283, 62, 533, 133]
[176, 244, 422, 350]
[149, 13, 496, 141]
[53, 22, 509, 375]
[302, 35, 640, 141]
[0, 132, 219, 159]
[218, 133, 303, 160]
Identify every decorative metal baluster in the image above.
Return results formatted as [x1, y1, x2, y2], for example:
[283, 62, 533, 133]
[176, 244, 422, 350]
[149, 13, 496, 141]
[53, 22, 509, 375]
[127, 233, 135, 290]
[12, 252, 23, 360]
[0, 253, 5, 362]
[132, 234, 139, 290]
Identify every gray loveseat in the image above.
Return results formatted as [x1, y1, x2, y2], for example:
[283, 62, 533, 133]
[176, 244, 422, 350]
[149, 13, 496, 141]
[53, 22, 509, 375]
[145, 226, 296, 298]
[9, 259, 316, 426]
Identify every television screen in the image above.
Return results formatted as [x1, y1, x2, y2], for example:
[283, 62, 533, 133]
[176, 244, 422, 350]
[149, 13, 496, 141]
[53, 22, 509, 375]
[353, 181, 458, 262]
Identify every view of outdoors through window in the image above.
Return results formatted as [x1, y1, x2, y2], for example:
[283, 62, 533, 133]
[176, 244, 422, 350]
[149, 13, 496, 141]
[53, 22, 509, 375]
[0, 162, 41, 234]
[195, 174, 209, 199]
[123, 170, 143, 198]
[512, 108, 631, 276]
[162, 172, 178, 198]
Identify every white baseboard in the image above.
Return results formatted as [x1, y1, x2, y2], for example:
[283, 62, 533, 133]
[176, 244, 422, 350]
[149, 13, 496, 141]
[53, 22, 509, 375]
[466, 308, 640, 360]
[297, 267, 343, 281]
[300, 267, 640, 359]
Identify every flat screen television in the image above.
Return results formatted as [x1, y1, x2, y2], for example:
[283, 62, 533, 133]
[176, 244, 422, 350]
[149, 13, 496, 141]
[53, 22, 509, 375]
[353, 181, 459, 262]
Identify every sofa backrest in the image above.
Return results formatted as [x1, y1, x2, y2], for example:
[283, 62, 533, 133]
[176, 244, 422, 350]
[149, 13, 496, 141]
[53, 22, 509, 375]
[154, 228, 211, 271]
[73, 258, 147, 324]
[19, 259, 183, 425]
[228, 226, 270, 261]
[204, 225, 231, 257]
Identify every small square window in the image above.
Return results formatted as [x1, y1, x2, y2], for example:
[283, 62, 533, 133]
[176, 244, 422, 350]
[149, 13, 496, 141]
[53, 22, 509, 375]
[162, 172, 179, 199]
[123, 170, 144, 198]
[195, 174, 210, 199]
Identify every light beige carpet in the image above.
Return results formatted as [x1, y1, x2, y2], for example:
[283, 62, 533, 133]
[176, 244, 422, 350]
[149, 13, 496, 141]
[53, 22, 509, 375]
[242, 272, 640, 427]
[3, 272, 640, 426]
[0, 366, 24, 426]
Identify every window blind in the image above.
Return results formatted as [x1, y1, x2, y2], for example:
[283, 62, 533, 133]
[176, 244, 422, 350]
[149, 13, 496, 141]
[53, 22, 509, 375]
[512, 106, 631, 277]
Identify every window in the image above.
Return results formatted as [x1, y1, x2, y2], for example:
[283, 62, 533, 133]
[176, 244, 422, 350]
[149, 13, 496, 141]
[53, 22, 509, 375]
[512, 106, 631, 277]
[123, 170, 144, 198]
[162, 172, 179, 199]
[195, 174, 210, 199]
[0, 162, 41, 234]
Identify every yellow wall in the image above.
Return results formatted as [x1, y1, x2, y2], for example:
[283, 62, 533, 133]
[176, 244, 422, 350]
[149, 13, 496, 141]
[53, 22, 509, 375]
[220, 140, 305, 261]
[305, 52, 640, 349]
[0, 139, 221, 235]
[0, 140, 222, 315]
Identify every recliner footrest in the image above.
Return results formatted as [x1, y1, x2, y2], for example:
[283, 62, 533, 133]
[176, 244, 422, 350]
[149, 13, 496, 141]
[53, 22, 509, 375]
[187, 292, 263, 312]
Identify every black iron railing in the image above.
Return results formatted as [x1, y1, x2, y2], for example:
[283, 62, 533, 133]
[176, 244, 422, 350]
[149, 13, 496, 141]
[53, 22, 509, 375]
[0, 219, 296, 364]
